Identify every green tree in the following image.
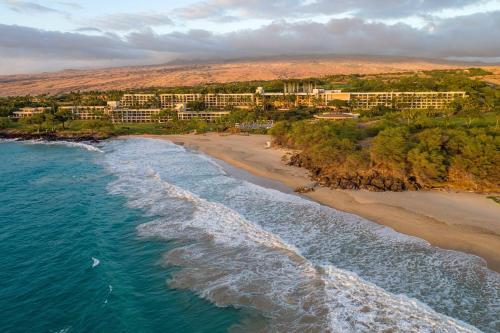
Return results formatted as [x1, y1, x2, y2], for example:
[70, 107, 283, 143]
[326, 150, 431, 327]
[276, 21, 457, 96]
[43, 113, 58, 132]
[327, 99, 348, 108]
[407, 128, 448, 185]
[187, 100, 206, 111]
[370, 127, 410, 174]
[0, 117, 12, 129]
[30, 113, 45, 133]
[447, 128, 499, 189]
[55, 109, 73, 129]
[401, 108, 418, 126]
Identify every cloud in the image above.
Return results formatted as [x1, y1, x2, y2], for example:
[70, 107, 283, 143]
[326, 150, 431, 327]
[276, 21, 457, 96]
[0, 11, 499, 74]
[74, 27, 102, 33]
[127, 11, 500, 59]
[88, 12, 174, 31]
[176, 0, 484, 21]
[54, 1, 82, 10]
[1, 0, 63, 14]
[0, 24, 145, 60]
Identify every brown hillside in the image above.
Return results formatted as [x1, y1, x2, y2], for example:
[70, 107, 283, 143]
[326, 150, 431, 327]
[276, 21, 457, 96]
[0, 57, 496, 96]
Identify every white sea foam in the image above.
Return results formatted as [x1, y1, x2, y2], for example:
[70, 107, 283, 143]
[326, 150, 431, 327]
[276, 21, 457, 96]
[91, 257, 100, 268]
[104, 285, 113, 305]
[99, 138, 499, 332]
[20, 139, 104, 152]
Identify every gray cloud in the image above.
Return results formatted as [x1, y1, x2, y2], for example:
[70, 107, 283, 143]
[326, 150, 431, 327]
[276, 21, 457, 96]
[0, 11, 499, 74]
[0, 24, 145, 59]
[88, 12, 174, 31]
[177, 0, 483, 20]
[1, 0, 63, 14]
[74, 27, 102, 33]
[126, 11, 500, 59]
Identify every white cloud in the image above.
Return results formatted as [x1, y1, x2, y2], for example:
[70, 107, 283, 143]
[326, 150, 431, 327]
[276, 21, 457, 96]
[88, 12, 174, 31]
[175, 0, 485, 21]
[0, 10, 499, 74]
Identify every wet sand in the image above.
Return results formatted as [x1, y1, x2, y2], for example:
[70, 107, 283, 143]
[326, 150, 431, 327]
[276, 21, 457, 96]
[126, 134, 500, 272]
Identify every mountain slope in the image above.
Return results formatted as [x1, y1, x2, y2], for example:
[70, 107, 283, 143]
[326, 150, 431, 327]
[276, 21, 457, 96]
[0, 56, 494, 96]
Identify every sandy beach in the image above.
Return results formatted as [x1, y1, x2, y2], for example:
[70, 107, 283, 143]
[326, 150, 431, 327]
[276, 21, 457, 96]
[128, 134, 500, 272]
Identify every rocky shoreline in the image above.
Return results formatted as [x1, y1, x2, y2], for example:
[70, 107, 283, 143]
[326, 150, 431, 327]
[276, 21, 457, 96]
[0, 130, 110, 142]
[288, 153, 421, 192]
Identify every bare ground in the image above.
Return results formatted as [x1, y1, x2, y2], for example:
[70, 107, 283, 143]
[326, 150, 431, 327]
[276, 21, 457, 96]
[1, 56, 496, 96]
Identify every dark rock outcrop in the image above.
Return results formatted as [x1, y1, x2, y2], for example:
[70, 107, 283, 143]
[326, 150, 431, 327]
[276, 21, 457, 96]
[0, 131, 110, 142]
[287, 153, 421, 192]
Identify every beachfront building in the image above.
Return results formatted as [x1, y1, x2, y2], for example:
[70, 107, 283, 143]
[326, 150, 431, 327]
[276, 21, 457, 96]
[159, 93, 255, 110]
[120, 94, 158, 108]
[349, 91, 466, 110]
[110, 109, 162, 123]
[205, 93, 255, 109]
[177, 111, 230, 122]
[257, 87, 465, 110]
[59, 106, 108, 120]
[12, 107, 51, 119]
[57, 105, 229, 123]
[17, 85, 465, 124]
[159, 94, 203, 109]
[122, 87, 465, 113]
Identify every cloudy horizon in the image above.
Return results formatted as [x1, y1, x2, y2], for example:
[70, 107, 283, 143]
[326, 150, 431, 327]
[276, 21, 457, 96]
[0, 0, 499, 75]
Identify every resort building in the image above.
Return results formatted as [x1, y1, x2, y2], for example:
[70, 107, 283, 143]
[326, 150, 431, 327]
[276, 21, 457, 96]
[349, 91, 466, 110]
[59, 106, 107, 120]
[205, 93, 255, 109]
[122, 87, 465, 112]
[120, 94, 157, 108]
[56, 105, 229, 123]
[11, 84, 467, 125]
[159, 93, 254, 109]
[257, 88, 465, 110]
[110, 109, 163, 123]
[12, 107, 51, 119]
[177, 111, 230, 122]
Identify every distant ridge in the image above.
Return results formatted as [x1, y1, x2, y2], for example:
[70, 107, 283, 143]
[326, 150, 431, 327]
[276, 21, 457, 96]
[0, 55, 498, 96]
[164, 54, 495, 67]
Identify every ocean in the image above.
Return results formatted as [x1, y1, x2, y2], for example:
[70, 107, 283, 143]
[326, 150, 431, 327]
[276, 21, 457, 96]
[0, 138, 498, 333]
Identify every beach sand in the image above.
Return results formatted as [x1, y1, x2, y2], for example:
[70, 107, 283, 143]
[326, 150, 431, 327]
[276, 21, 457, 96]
[128, 134, 500, 272]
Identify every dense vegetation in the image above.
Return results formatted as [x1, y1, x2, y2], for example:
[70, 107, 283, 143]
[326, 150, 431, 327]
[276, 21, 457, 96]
[272, 113, 498, 192]
[1, 68, 498, 192]
[270, 69, 499, 191]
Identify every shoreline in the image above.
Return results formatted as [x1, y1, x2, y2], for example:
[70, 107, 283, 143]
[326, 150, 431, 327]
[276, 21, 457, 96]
[125, 134, 500, 272]
[0, 130, 108, 142]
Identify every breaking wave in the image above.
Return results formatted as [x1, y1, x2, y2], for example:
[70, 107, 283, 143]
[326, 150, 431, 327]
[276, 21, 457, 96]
[100, 138, 499, 332]
[13, 139, 104, 152]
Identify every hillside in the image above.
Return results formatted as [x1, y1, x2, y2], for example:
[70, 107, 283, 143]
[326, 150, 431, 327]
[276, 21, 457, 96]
[1, 56, 496, 96]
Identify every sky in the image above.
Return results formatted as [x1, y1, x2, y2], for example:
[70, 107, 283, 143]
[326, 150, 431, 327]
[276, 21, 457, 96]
[0, 0, 499, 74]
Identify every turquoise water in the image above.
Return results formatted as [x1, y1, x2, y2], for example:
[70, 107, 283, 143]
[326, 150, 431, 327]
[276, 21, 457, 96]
[1, 139, 499, 332]
[0, 141, 243, 333]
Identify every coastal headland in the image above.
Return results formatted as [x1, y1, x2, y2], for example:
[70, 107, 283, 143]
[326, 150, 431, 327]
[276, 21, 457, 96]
[128, 133, 500, 272]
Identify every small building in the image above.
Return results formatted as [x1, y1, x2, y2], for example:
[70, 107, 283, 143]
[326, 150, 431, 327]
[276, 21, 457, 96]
[12, 107, 51, 119]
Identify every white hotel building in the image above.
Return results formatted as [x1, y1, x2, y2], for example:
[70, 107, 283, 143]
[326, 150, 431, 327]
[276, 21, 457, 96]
[12, 85, 466, 124]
